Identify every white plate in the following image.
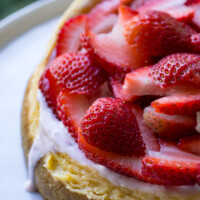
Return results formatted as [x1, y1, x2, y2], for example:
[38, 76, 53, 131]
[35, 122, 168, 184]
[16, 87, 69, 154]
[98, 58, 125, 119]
[0, 0, 72, 199]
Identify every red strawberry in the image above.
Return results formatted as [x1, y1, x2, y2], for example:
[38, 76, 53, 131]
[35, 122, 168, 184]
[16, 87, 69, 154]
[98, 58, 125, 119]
[80, 98, 146, 156]
[142, 151, 199, 185]
[130, 105, 160, 152]
[123, 67, 166, 96]
[197, 163, 200, 186]
[151, 53, 200, 89]
[80, 30, 132, 81]
[78, 132, 144, 180]
[185, 0, 200, 5]
[49, 52, 107, 94]
[124, 11, 196, 57]
[57, 89, 91, 140]
[178, 135, 200, 155]
[191, 33, 200, 52]
[151, 92, 200, 115]
[39, 68, 64, 117]
[143, 106, 197, 140]
[56, 15, 86, 56]
[135, 0, 194, 22]
[85, 6, 153, 74]
[185, 1, 200, 30]
[109, 78, 138, 101]
[88, 13, 117, 34]
[131, 0, 151, 10]
[87, 0, 119, 34]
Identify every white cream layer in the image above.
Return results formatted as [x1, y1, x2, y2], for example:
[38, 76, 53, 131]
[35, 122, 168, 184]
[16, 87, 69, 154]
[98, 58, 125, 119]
[26, 90, 200, 196]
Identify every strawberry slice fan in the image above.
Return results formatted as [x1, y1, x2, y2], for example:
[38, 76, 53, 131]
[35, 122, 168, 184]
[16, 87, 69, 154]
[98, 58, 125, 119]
[39, 0, 200, 187]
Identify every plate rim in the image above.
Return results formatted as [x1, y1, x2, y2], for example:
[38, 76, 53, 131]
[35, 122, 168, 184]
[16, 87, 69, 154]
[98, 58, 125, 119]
[0, 0, 72, 49]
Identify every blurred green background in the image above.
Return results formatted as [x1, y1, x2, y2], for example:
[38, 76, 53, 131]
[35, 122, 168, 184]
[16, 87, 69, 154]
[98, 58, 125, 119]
[0, 0, 37, 19]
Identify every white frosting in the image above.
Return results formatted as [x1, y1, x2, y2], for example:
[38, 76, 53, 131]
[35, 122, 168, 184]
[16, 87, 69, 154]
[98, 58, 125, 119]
[26, 90, 200, 195]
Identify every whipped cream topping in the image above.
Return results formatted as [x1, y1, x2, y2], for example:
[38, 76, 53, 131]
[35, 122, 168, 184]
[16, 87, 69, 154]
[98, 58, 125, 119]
[26, 90, 200, 195]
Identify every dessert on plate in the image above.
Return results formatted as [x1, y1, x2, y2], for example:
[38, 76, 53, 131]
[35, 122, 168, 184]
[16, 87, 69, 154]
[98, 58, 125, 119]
[21, 0, 200, 199]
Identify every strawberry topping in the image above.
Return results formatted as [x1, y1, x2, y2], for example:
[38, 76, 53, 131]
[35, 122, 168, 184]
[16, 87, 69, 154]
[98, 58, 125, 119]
[152, 92, 200, 115]
[57, 89, 91, 140]
[151, 53, 200, 89]
[191, 33, 200, 52]
[84, 6, 152, 75]
[56, 15, 86, 56]
[135, 0, 194, 22]
[178, 135, 200, 155]
[80, 98, 146, 156]
[49, 52, 107, 94]
[39, 69, 64, 118]
[142, 152, 199, 185]
[109, 78, 138, 101]
[78, 132, 144, 180]
[39, 0, 200, 187]
[124, 11, 196, 56]
[143, 106, 197, 140]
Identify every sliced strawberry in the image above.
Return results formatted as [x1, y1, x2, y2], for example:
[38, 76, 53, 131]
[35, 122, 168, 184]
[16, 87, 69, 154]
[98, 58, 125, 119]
[78, 132, 144, 180]
[185, 0, 200, 5]
[142, 151, 199, 185]
[88, 13, 118, 34]
[80, 98, 146, 156]
[130, 105, 160, 152]
[151, 53, 200, 89]
[89, 0, 120, 16]
[39, 68, 64, 118]
[49, 52, 107, 94]
[85, 6, 152, 75]
[135, 0, 194, 22]
[131, 0, 151, 10]
[124, 11, 196, 57]
[123, 67, 166, 96]
[56, 15, 86, 56]
[178, 135, 200, 155]
[109, 78, 138, 101]
[86, 0, 134, 34]
[57, 89, 91, 140]
[191, 33, 200, 52]
[87, 0, 119, 34]
[197, 164, 200, 186]
[185, 1, 200, 30]
[143, 106, 197, 140]
[151, 92, 200, 115]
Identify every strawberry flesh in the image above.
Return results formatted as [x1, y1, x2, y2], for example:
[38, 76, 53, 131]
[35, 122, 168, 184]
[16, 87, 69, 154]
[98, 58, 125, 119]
[78, 132, 144, 180]
[109, 78, 138, 101]
[130, 105, 160, 152]
[178, 135, 200, 155]
[151, 92, 200, 115]
[143, 106, 197, 140]
[151, 53, 200, 89]
[124, 11, 196, 56]
[86, 6, 153, 75]
[135, 0, 194, 22]
[123, 66, 166, 96]
[191, 33, 200, 52]
[39, 68, 64, 118]
[80, 98, 146, 156]
[142, 152, 199, 185]
[49, 52, 107, 94]
[57, 89, 91, 140]
[56, 15, 86, 56]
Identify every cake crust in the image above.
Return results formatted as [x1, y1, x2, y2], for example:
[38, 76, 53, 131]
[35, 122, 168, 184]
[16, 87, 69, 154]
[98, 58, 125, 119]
[21, 0, 200, 199]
